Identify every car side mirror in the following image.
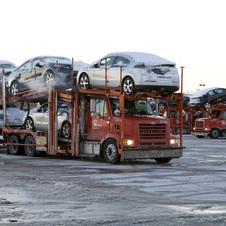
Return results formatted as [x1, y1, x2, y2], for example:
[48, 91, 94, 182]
[93, 63, 99, 68]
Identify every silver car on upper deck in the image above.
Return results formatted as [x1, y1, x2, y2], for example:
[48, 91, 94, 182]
[77, 52, 179, 95]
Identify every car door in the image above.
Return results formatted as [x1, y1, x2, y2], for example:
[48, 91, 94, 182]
[108, 56, 130, 88]
[87, 98, 110, 140]
[32, 103, 49, 131]
[17, 61, 32, 84]
[91, 57, 116, 88]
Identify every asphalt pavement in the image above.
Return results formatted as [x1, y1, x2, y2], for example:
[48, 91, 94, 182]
[0, 135, 226, 225]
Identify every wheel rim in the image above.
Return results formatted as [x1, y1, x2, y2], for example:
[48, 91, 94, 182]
[11, 83, 19, 95]
[46, 72, 54, 85]
[123, 79, 133, 94]
[106, 143, 116, 160]
[80, 75, 89, 89]
[212, 130, 219, 138]
[62, 123, 70, 138]
[26, 119, 33, 130]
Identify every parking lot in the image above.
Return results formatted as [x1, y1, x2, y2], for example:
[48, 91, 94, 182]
[0, 135, 226, 225]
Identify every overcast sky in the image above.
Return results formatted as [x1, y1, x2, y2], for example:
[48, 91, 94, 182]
[1, 0, 225, 93]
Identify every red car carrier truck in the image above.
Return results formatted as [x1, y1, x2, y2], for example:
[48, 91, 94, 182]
[1, 69, 183, 164]
[192, 104, 226, 139]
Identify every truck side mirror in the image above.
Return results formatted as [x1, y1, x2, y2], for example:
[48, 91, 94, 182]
[90, 99, 96, 118]
[114, 109, 121, 116]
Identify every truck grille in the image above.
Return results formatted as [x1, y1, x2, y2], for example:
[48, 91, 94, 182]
[196, 121, 204, 129]
[139, 124, 166, 140]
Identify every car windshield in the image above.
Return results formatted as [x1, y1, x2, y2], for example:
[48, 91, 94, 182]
[110, 99, 154, 116]
[43, 57, 70, 62]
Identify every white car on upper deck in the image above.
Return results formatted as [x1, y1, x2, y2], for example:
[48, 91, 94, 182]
[77, 52, 179, 95]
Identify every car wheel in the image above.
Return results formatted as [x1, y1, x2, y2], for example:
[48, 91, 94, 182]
[154, 158, 172, 164]
[210, 128, 220, 139]
[103, 139, 120, 164]
[79, 73, 90, 89]
[24, 135, 36, 157]
[25, 117, 35, 131]
[45, 71, 55, 86]
[10, 81, 20, 95]
[61, 121, 71, 139]
[122, 77, 135, 94]
[7, 134, 20, 155]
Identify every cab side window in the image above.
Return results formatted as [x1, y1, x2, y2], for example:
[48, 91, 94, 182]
[220, 111, 226, 120]
[95, 99, 107, 118]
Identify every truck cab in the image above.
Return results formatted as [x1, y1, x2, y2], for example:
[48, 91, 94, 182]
[192, 105, 226, 138]
[80, 93, 181, 163]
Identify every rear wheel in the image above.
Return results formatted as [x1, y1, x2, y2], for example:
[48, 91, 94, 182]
[61, 121, 71, 139]
[10, 81, 20, 95]
[45, 71, 55, 86]
[210, 128, 220, 139]
[7, 134, 20, 155]
[79, 73, 90, 89]
[103, 139, 120, 164]
[122, 77, 135, 94]
[155, 158, 172, 164]
[24, 135, 36, 157]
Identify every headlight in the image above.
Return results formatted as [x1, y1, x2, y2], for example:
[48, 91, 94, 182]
[123, 139, 134, 146]
[170, 139, 177, 145]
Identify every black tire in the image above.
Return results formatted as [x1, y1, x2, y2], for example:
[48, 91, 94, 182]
[7, 134, 20, 155]
[103, 139, 120, 164]
[155, 158, 172, 164]
[210, 128, 220, 139]
[161, 91, 170, 97]
[10, 81, 20, 95]
[122, 77, 135, 94]
[24, 135, 36, 157]
[79, 73, 90, 89]
[45, 70, 55, 86]
[25, 117, 35, 131]
[61, 121, 71, 139]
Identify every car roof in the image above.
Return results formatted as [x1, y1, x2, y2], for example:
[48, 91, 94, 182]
[0, 60, 16, 66]
[191, 87, 221, 98]
[105, 52, 175, 66]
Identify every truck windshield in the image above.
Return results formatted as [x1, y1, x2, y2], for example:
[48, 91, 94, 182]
[210, 110, 220, 118]
[110, 99, 154, 116]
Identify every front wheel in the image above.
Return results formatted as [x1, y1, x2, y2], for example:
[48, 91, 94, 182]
[122, 77, 135, 94]
[210, 128, 220, 139]
[24, 135, 36, 157]
[79, 73, 90, 89]
[25, 117, 35, 131]
[103, 139, 120, 164]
